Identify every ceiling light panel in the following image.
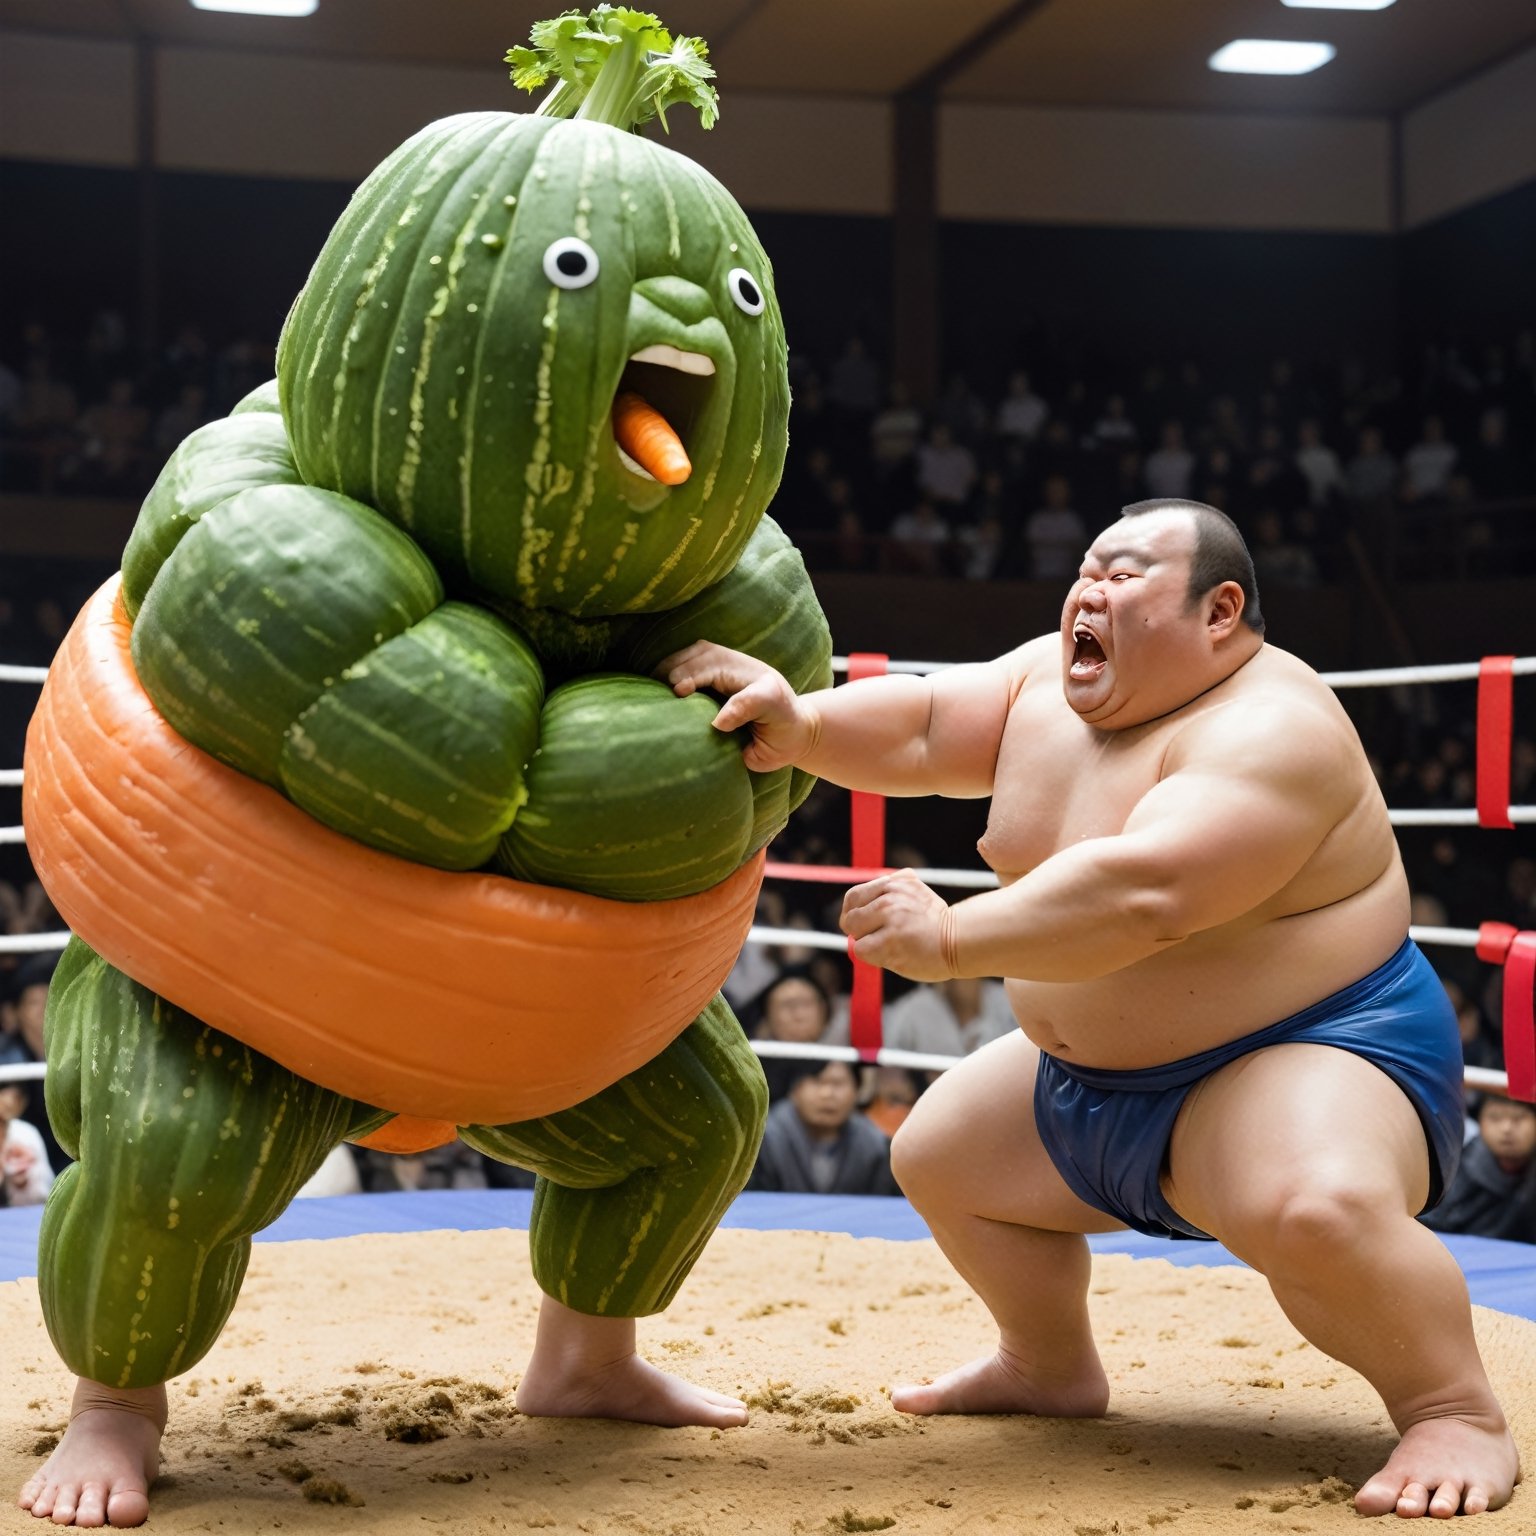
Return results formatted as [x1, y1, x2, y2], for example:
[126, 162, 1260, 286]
[191, 1, 319, 16]
[1281, 1, 1395, 11]
[1208, 40, 1337, 76]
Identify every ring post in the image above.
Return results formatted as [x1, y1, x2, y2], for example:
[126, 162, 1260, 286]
[845, 653, 890, 1064]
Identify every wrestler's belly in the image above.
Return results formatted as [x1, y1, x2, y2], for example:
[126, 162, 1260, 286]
[1005, 881, 1410, 1069]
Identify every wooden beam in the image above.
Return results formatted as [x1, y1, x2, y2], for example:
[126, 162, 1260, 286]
[889, 1, 1054, 405]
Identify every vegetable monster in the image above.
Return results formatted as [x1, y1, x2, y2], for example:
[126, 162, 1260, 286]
[22, 5, 828, 1443]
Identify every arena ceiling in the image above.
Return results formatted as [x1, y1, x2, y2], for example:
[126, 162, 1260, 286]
[1, 0, 1533, 116]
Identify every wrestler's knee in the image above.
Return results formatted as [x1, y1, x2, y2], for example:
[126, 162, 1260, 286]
[888, 1101, 947, 1204]
[1224, 1171, 1400, 1271]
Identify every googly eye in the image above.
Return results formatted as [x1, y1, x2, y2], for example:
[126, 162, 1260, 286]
[727, 267, 765, 316]
[543, 237, 600, 290]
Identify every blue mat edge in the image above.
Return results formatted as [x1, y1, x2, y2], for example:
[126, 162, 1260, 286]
[3, 1190, 1531, 1320]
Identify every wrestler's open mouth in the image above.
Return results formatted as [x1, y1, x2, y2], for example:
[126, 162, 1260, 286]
[612, 346, 715, 485]
[1070, 626, 1107, 681]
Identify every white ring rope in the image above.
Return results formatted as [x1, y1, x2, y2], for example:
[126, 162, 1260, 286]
[12, 656, 1527, 688]
[0, 650, 1526, 1101]
[830, 654, 1536, 687]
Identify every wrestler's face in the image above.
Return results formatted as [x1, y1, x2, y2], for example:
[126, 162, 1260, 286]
[1061, 510, 1220, 729]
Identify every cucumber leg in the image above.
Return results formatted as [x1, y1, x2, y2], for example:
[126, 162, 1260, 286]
[463, 994, 767, 1317]
[37, 939, 371, 1387]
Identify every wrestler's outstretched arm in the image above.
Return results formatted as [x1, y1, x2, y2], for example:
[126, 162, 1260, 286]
[843, 695, 1359, 983]
[661, 635, 1043, 798]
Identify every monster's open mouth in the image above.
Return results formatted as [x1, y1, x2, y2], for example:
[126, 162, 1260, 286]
[612, 345, 716, 485]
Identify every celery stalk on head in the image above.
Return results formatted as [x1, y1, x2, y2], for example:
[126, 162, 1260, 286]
[507, 6, 718, 132]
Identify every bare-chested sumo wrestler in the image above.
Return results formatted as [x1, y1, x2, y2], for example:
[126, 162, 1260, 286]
[665, 498, 1521, 1520]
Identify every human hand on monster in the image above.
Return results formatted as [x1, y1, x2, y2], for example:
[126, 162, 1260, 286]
[662, 641, 820, 773]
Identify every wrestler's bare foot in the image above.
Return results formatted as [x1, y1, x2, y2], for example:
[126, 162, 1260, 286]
[517, 1295, 748, 1429]
[892, 1346, 1110, 1419]
[1354, 1412, 1520, 1518]
[18, 1381, 166, 1529]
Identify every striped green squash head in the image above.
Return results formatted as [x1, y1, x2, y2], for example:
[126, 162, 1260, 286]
[277, 8, 789, 619]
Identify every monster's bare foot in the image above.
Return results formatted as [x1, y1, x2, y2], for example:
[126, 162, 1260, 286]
[1353, 1412, 1520, 1518]
[517, 1295, 747, 1429]
[18, 1381, 166, 1528]
[891, 1346, 1110, 1418]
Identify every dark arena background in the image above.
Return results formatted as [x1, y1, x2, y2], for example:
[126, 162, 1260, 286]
[1, 3, 1534, 1533]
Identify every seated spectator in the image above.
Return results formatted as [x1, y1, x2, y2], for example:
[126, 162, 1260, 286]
[995, 370, 1049, 442]
[70, 377, 151, 492]
[1206, 393, 1248, 455]
[936, 372, 988, 444]
[1401, 415, 1458, 503]
[1089, 393, 1138, 451]
[159, 322, 213, 399]
[1464, 408, 1524, 502]
[14, 356, 77, 441]
[868, 382, 924, 477]
[880, 976, 1017, 1059]
[1294, 418, 1343, 508]
[1443, 978, 1501, 1076]
[1197, 446, 1237, 515]
[1249, 509, 1320, 589]
[6, 357, 78, 491]
[0, 876, 57, 944]
[0, 357, 19, 429]
[1422, 1096, 1536, 1245]
[212, 335, 273, 414]
[80, 308, 131, 401]
[1029, 417, 1081, 487]
[748, 1059, 899, 1196]
[914, 423, 977, 510]
[357, 1137, 490, 1193]
[1, 1082, 53, 1208]
[1143, 420, 1194, 501]
[752, 970, 837, 1101]
[776, 444, 839, 534]
[1247, 424, 1307, 510]
[831, 506, 877, 573]
[956, 509, 1006, 581]
[1344, 426, 1398, 506]
[862, 1066, 921, 1138]
[296, 1142, 363, 1198]
[152, 382, 212, 460]
[1, 953, 69, 1176]
[1018, 475, 1085, 582]
[790, 373, 833, 457]
[886, 497, 953, 575]
[826, 335, 883, 424]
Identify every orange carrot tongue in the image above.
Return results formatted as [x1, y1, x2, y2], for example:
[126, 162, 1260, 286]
[613, 389, 692, 485]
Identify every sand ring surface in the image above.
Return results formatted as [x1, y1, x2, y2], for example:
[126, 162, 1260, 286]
[3, 1226, 1531, 1533]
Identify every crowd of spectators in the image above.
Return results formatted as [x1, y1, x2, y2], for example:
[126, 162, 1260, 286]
[776, 329, 1536, 585]
[3, 310, 1534, 591]
[0, 314, 270, 500]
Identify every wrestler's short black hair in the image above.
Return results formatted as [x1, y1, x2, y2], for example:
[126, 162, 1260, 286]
[1120, 498, 1265, 636]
